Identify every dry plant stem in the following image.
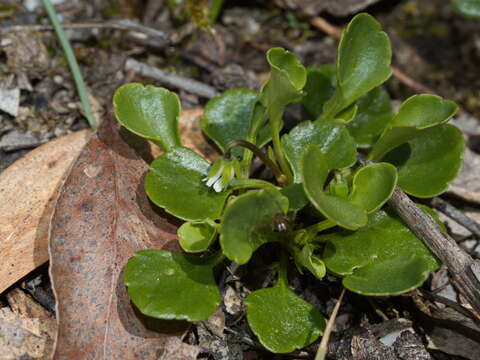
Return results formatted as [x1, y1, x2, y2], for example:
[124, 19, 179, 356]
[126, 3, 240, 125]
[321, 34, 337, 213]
[389, 187, 480, 314]
[125, 58, 220, 99]
[315, 288, 346, 360]
[431, 197, 480, 239]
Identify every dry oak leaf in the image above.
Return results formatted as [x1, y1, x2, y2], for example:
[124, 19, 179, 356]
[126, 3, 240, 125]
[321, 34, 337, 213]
[0, 129, 91, 293]
[49, 116, 200, 360]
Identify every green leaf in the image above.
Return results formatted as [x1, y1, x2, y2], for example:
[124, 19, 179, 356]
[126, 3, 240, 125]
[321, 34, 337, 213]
[347, 87, 394, 147]
[348, 163, 398, 213]
[113, 83, 181, 152]
[323, 208, 440, 295]
[322, 13, 392, 120]
[292, 243, 326, 280]
[301, 145, 367, 230]
[301, 65, 336, 119]
[336, 104, 358, 123]
[452, 0, 480, 17]
[246, 284, 325, 353]
[220, 189, 289, 264]
[125, 249, 220, 322]
[281, 183, 309, 211]
[261, 47, 307, 126]
[178, 221, 217, 253]
[282, 120, 357, 182]
[369, 94, 458, 161]
[145, 147, 229, 221]
[200, 88, 258, 158]
[382, 124, 464, 198]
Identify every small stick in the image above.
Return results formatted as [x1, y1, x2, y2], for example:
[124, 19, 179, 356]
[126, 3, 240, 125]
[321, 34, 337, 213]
[389, 187, 480, 314]
[315, 288, 346, 360]
[431, 197, 480, 238]
[0, 18, 169, 43]
[419, 288, 480, 324]
[125, 58, 220, 99]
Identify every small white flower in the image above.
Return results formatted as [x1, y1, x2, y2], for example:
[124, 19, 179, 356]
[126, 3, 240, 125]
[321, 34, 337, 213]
[203, 158, 236, 193]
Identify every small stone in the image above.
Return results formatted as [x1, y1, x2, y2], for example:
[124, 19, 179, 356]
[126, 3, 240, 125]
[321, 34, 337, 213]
[0, 86, 20, 117]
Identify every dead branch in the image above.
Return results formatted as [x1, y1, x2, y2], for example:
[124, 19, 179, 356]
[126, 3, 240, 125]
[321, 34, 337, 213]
[389, 188, 480, 315]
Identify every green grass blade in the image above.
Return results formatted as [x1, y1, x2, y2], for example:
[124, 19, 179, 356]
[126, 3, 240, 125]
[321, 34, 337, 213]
[41, 0, 97, 130]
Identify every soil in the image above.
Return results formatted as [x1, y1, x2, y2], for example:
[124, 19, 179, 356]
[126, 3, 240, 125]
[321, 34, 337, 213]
[1, 0, 479, 359]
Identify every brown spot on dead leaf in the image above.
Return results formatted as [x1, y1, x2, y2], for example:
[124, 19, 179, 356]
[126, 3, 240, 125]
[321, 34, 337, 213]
[49, 116, 199, 359]
[0, 129, 91, 293]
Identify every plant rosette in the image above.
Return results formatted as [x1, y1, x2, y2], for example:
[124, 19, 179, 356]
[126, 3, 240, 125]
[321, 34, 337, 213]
[113, 13, 464, 354]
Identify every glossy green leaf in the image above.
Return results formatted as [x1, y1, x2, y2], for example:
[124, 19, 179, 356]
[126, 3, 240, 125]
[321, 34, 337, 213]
[200, 88, 258, 158]
[301, 145, 367, 230]
[220, 189, 288, 264]
[347, 87, 394, 147]
[281, 183, 309, 211]
[282, 120, 357, 182]
[323, 208, 440, 295]
[452, 0, 480, 17]
[113, 83, 181, 151]
[293, 243, 326, 280]
[145, 147, 229, 221]
[336, 104, 358, 123]
[178, 221, 217, 253]
[348, 163, 398, 213]
[382, 124, 464, 198]
[369, 94, 458, 160]
[301, 65, 336, 119]
[246, 284, 325, 353]
[124, 249, 220, 322]
[322, 13, 392, 120]
[261, 47, 307, 126]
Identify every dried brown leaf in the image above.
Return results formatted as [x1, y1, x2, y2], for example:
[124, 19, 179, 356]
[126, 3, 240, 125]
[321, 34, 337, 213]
[0, 307, 51, 359]
[49, 116, 200, 359]
[0, 130, 91, 293]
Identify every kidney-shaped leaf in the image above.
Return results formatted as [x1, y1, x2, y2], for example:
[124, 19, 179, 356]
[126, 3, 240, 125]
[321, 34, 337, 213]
[323, 208, 440, 295]
[302, 145, 367, 230]
[348, 163, 397, 213]
[369, 94, 458, 161]
[245, 284, 325, 353]
[114, 83, 181, 151]
[382, 124, 464, 198]
[145, 147, 229, 221]
[178, 221, 217, 253]
[282, 120, 357, 182]
[322, 13, 392, 120]
[347, 87, 393, 147]
[220, 189, 288, 264]
[125, 249, 220, 322]
[200, 89, 258, 158]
